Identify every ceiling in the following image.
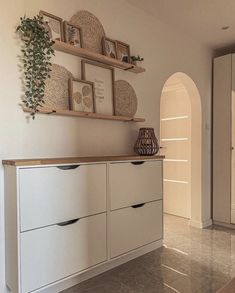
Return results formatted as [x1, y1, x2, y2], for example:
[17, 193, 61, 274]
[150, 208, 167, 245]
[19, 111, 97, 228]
[126, 0, 235, 50]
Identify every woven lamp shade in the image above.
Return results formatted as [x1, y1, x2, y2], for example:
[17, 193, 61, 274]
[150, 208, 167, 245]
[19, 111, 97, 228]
[134, 128, 159, 156]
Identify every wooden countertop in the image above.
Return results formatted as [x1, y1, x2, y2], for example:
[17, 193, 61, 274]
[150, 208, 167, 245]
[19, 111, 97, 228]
[2, 155, 165, 167]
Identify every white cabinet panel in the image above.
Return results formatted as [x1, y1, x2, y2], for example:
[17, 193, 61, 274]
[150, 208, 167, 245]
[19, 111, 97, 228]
[19, 164, 106, 231]
[110, 161, 162, 210]
[161, 90, 190, 118]
[21, 213, 107, 293]
[164, 181, 190, 218]
[111, 201, 162, 258]
[160, 140, 190, 160]
[231, 54, 235, 224]
[213, 55, 232, 224]
[161, 118, 190, 139]
[164, 160, 190, 182]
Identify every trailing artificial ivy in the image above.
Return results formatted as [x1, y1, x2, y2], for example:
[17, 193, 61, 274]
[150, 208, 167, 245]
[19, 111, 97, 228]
[17, 15, 54, 119]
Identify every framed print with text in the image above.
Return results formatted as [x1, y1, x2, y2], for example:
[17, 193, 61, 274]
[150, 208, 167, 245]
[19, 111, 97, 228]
[81, 60, 115, 115]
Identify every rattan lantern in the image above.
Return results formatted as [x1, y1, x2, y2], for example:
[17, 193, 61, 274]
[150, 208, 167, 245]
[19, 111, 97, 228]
[134, 128, 159, 156]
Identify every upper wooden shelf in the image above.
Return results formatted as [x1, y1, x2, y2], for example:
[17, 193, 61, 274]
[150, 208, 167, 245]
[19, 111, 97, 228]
[23, 107, 145, 122]
[53, 41, 146, 74]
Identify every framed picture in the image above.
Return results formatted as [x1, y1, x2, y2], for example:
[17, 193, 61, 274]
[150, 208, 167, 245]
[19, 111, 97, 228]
[39, 10, 63, 42]
[68, 78, 95, 113]
[102, 37, 117, 59]
[116, 41, 131, 63]
[63, 21, 83, 48]
[81, 60, 115, 115]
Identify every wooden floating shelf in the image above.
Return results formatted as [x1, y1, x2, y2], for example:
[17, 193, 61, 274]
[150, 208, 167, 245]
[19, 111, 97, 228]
[23, 107, 146, 122]
[53, 41, 146, 74]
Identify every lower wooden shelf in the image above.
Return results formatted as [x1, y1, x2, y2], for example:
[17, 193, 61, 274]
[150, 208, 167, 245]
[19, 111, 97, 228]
[23, 107, 146, 122]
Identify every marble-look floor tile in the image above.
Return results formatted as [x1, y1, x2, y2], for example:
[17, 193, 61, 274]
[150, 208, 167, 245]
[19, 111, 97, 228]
[62, 214, 235, 293]
[61, 275, 133, 293]
[195, 279, 229, 293]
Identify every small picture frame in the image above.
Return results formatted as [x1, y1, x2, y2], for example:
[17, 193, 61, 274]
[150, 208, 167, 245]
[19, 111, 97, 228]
[116, 41, 131, 63]
[68, 78, 95, 113]
[81, 60, 115, 115]
[102, 37, 117, 59]
[39, 10, 63, 42]
[63, 21, 83, 48]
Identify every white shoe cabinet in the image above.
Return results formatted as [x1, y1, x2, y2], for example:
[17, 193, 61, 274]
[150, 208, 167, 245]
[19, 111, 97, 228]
[3, 155, 164, 293]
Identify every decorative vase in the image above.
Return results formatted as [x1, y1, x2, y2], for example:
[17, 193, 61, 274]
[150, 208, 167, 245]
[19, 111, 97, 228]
[134, 128, 159, 156]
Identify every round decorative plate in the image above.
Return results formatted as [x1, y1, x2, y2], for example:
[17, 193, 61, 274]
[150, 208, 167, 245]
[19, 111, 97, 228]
[44, 64, 73, 110]
[70, 10, 105, 54]
[114, 80, 138, 117]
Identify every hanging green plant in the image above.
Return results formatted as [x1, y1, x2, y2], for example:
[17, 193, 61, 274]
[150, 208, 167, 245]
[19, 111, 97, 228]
[17, 15, 55, 119]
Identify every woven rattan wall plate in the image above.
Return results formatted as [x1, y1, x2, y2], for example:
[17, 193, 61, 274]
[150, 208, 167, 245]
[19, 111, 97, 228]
[44, 64, 73, 110]
[70, 10, 105, 54]
[114, 80, 138, 117]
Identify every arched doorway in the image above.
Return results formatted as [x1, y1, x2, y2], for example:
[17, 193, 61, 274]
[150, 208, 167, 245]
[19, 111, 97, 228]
[160, 72, 202, 225]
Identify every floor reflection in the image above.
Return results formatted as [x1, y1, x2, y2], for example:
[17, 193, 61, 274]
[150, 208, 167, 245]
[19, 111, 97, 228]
[62, 214, 235, 293]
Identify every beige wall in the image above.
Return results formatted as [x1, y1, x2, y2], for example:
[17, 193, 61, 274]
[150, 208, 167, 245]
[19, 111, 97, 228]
[0, 0, 212, 291]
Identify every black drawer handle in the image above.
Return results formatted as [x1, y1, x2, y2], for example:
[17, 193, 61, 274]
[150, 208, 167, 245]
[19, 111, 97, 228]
[131, 161, 145, 165]
[57, 218, 80, 226]
[57, 165, 80, 170]
[132, 203, 146, 209]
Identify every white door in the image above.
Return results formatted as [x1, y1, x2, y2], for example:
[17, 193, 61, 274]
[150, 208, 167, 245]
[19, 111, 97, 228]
[231, 55, 235, 223]
[160, 81, 191, 218]
[232, 90, 235, 223]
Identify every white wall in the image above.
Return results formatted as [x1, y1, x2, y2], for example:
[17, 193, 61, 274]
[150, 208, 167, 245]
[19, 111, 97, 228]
[0, 0, 212, 291]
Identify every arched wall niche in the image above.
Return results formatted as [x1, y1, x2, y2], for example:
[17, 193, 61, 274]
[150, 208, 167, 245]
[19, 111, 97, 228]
[160, 72, 205, 227]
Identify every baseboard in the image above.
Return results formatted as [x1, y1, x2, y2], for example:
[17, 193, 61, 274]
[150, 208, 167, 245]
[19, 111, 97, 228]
[35, 240, 163, 293]
[189, 218, 213, 228]
[213, 220, 235, 229]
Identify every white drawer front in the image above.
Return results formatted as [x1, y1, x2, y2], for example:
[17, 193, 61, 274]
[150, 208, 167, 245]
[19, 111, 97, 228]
[111, 200, 162, 258]
[19, 164, 106, 231]
[21, 213, 107, 293]
[110, 161, 162, 210]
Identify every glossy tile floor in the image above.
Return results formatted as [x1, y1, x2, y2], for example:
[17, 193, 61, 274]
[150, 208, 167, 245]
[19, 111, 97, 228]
[62, 215, 235, 293]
